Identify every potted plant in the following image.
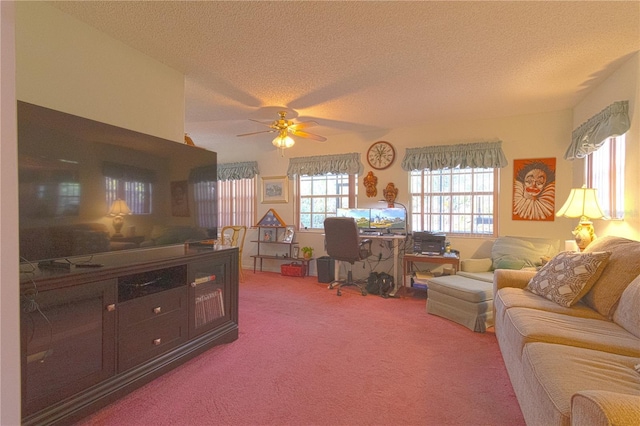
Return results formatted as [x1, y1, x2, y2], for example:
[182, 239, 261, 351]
[301, 246, 314, 259]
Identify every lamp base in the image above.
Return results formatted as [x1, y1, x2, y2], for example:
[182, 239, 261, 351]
[572, 219, 596, 251]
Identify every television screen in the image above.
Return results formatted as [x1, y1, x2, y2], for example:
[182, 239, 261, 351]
[18, 101, 218, 264]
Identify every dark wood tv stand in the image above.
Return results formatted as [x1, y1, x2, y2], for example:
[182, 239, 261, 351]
[20, 246, 239, 426]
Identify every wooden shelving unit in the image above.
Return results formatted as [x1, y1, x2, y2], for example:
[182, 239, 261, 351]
[250, 225, 300, 272]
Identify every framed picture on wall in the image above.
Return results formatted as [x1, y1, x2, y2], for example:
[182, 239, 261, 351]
[261, 176, 288, 204]
[512, 157, 556, 221]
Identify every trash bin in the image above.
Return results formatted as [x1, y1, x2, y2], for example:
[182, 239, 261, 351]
[317, 256, 335, 283]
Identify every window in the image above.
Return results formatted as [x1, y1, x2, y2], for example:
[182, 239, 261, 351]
[217, 178, 255, 228]
[298, 174, 357, 230]
[586, 135, 625, 219]
[410, 167, 497, 236]
[105, 177, 152, 214]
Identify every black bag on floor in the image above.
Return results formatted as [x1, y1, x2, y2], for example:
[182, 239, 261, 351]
[366, 272, 393, 298]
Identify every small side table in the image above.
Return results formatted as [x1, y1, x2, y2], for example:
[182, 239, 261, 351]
[402, 253, 460, 297]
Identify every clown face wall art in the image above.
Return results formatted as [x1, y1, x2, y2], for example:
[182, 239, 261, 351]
[512, 158, 556, 221]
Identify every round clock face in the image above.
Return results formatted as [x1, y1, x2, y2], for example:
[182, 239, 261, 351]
[367, 141, 395, 170]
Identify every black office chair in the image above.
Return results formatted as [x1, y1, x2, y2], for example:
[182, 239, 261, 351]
[323, 217, 373, 296]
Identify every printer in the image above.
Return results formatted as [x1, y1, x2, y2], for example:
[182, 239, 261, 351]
[412, 232, 446, 255]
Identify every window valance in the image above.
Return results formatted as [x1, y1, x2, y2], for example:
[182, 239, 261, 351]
[401, 141, 507, 171]
[102, 162, 156, 182]
[565, 100, 630, 160]
[217, 161, 259, 181]
[287, 153, 364, 177]
[188, 164, 217, 183]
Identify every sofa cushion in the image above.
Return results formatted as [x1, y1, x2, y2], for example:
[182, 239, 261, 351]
[520, 342, 640, 426]
[491, 236, 558, 269]
[427, 275, 493, 303]
[572, 390, 640, 426]
[494, 287, 606, 325]
[495, 258, 526, 270]
[457, 271, 494, 283]
[613, 274, 640, 339]
[460, 257, 493, 273]
[503, 307, 640, 357]
[583, 236, 640, 318]
[526, 251, 611, 307]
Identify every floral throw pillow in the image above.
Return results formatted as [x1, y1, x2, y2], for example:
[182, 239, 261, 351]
[526, 251, 611, 307]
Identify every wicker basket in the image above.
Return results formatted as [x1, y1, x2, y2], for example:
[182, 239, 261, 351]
[281, 262, 306, 277]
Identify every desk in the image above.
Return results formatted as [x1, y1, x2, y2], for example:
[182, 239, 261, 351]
[403, 253, 461, 289]
[328, 233, 406, 296]
[366, 234, 406, 297]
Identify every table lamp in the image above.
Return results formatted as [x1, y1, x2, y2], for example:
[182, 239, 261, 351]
[555, 186, 605, 251]
[108, 199, 132, 237]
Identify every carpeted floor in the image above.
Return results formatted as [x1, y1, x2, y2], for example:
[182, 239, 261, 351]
[78, 271, 525, 425]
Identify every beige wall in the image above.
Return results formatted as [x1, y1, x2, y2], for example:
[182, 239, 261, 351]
[1, 2, 21, 424]
[15, 2, 185, 142]
[2, 3, 188, 420]
[235, 109, 577, 274]
[222, 56, 640, 274]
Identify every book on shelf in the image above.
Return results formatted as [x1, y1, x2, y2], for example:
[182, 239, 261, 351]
[194, 288, 225, 327]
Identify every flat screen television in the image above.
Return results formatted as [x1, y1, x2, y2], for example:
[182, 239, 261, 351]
[18, 101, 218, 264]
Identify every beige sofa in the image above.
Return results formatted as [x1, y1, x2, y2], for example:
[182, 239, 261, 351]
[494, 236, 640, 425]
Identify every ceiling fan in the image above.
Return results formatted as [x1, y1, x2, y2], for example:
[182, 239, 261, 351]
[237, 111, 327, 148]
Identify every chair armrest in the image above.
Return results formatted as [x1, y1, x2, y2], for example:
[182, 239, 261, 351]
[571, 390, 640, 426]
[493, 269, 537, 291]
[460, 258, 493, 273]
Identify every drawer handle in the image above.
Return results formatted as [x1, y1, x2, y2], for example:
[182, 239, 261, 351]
[153, 306, 162, 314]
[106, 304, 116, 312]
[153, 338, 161, 346]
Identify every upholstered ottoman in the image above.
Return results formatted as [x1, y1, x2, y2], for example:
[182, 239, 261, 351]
[426, 275, 494, 332]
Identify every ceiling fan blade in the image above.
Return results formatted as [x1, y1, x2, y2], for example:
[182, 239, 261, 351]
[248, 118, 276, 128]
[237, 129, 277, 137]
[288, 121, 319, 130]
[289, 129, 327, 142]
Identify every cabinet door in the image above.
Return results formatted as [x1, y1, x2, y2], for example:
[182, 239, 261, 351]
[21, 279, 117, 416]
[188, 254, 236, 338]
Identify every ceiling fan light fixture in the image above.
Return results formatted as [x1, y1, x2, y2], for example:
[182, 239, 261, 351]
[272, 131, 295, 149]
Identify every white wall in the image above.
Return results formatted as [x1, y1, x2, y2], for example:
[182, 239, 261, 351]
[572, 53, 640, 241]
[1, 2, 20, 424]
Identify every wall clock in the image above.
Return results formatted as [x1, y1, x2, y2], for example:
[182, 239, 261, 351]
[367, 141, 395, 170]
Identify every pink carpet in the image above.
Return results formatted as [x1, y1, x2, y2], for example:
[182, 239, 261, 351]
[78, 272, 524, 425]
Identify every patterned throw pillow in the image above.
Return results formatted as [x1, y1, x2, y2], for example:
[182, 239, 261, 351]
[526, 251, 611, 307]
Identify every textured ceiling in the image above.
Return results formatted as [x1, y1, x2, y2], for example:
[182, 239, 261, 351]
[50, 1, 640, 152]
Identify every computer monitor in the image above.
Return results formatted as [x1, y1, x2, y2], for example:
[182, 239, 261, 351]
[369, 207, 406, 231]
[336, 208, 371, 228]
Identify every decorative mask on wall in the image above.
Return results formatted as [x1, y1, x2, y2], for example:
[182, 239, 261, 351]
[364, 171, 378, 198]
[383, 182, 398, 207]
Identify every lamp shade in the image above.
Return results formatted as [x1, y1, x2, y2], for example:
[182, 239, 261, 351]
[555, 186, 605, 219]
[272, 130, 295, 149]
[108, 199, 132, 216]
